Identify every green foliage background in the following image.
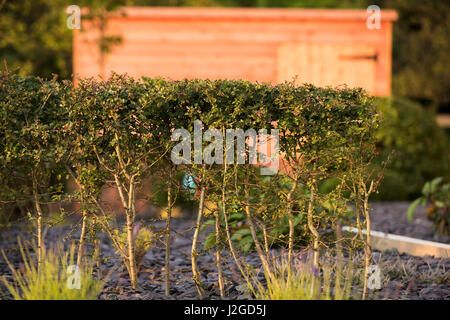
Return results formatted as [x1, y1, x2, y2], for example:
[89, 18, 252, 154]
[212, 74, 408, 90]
[373, 97, 449, 200]
[1, 0, 448, 112]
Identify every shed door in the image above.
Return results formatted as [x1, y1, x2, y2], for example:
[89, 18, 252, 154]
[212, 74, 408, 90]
[277, 43, 377, 94]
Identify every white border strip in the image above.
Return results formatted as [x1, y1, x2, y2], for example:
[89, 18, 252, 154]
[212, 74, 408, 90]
[343, 226, 450, 258]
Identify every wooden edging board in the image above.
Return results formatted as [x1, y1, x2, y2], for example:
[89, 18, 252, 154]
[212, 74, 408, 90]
[342, 226, 450, 258]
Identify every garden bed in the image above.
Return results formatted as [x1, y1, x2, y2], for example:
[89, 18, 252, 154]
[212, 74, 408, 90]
[1, 211, 448, 301]
[0, 74, 448, 301]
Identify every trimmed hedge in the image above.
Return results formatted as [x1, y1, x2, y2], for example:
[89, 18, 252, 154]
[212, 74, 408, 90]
[0, 71, 379, 237]
[0, 73, 67, 214]
[0, 72, 380, 292]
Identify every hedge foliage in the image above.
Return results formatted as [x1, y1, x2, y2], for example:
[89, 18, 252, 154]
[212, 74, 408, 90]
[1, 71, 380, 294]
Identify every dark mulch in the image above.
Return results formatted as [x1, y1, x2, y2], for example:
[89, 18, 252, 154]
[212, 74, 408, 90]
[370, 202, 449, 243]
[0, 202, 448, 300]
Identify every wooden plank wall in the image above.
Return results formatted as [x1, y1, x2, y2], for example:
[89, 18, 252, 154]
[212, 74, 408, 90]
[74, 8, 397, 96]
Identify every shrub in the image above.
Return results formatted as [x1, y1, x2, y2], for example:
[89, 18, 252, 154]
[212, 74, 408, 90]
[65, 74, 172, 289]
[373, 97, 449, 200]
[114, 222, 155, 273]
[0, 72, 68, 268]
[176, 81, 380, 298]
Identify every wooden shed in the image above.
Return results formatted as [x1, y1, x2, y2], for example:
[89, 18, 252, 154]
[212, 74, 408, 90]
[73, 7, 397, 96]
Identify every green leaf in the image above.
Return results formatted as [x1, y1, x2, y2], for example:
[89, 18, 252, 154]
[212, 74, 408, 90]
[422, 182, 431, 195]
[293, 214, 304, 226]
[239, 238, 253, 252]
[227, 213, 245, 222]
[407, 198, 422, 221]
[231, 228, 251, 241]
[204, 234, 216, 250]
[429, 177, 444, 193]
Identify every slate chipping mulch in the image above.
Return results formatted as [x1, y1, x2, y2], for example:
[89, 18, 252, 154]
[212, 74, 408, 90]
[0, 202, 448, 300]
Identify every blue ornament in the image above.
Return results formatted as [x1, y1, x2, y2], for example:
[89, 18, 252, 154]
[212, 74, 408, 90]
[182, 173, 196, 194]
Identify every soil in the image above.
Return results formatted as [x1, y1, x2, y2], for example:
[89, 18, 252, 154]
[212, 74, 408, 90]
[0, 202, 448, 300]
